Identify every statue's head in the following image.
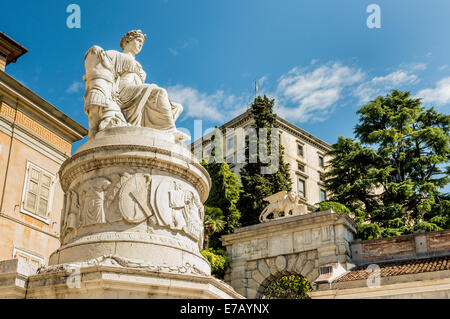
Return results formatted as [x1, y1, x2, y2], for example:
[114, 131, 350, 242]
[120, 30, 147, 54]
[288, 191, 297, 201]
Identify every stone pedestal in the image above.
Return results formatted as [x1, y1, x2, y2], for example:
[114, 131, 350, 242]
[25, 260, 242, 299]
[1, 126, 242, 299]
[52, 126, 211, 276]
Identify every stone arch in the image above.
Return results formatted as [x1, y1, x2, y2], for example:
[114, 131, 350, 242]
[247, 251, 320, 299]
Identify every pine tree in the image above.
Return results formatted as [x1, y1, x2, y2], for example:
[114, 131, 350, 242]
[325, 90, 450, 239]
[238, 95, 292, 226]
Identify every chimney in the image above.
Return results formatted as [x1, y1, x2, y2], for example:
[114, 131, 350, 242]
[0, 32, 28, 72]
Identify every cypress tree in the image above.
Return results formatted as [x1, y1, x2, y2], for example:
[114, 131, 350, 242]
[238, 95, 292, 226]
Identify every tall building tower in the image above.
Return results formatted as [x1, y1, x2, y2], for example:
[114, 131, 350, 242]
[0, 32, 87, 266]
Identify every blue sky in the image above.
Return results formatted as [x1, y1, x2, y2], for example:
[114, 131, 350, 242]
[2, 0, 450, 191]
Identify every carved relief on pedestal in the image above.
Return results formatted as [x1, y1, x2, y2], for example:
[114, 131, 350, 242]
[118, 173, 153, 223]
[79, 177, 111, 226]
[62, 190, 80, 236]
[155, 178, 204, 246]
[61, 173, 205, 249]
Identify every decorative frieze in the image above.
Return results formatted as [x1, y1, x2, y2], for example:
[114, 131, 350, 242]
[0, 101, 71, 153]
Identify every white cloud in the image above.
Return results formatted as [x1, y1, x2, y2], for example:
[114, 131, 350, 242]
[167, 60, 431, 127]
[410, 63, 427, 71]
[66, 81, 84, 94]
[168, 38, 198, 56]
[167, 85, 247, 122]
[355, 70, 419, 104]
[168, 48, 179, 56]
[275, 62, 365, 122]
[440, 64, 448, 71]
[258, 75, 268, 87]
[416, 77, 450, 107]
[371, 70, 418, 85]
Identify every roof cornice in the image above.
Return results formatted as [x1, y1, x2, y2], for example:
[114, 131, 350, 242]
[0, 32, 28, 65]
[191, 109, 331, 152]
[0, 70, 88, 142]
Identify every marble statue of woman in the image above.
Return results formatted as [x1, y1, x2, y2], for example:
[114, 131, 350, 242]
[109, 30, 189, 141]
[83, 30, 189, 142]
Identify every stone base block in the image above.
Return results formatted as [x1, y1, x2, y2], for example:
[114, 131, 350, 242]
[26, 264, 244, 299]
[0, 259, 38, 299]
[0, 258, 243, 299]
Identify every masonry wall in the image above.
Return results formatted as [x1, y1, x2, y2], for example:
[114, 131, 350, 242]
[351, 229, 450, 265]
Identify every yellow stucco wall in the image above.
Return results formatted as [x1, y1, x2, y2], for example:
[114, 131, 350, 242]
[0, 130, 63, 263]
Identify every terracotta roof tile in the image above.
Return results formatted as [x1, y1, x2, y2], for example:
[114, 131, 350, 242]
[334, 255, 450, 283]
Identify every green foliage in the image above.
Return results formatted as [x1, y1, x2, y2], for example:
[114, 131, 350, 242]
[262, 275, 312, 299]
[429, 215, 450, 229]
[316, 201, 351, 215]
[381, 227, 404, 238]
[238, 95, 292, 226]
[412, 221, 442, 233]
[203, 206, 226, 249]
[358, 223, 382, 240]
[201, 158, 243, 249]
[200, 248, 230, 279]
[324, 90, 449, 240]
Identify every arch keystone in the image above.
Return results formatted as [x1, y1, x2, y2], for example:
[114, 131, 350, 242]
[275, 255, 287, 272]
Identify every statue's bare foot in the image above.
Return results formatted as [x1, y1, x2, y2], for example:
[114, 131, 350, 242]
[173, 130, 191, 143]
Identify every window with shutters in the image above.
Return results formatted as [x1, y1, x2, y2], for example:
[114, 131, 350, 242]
[21, 162, 55, 223]
[12, 247, 44, 267]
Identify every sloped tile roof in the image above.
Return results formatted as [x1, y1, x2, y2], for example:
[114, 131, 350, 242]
[334, 255, 450, 283]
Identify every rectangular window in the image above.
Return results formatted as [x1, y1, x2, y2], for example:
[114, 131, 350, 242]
[320, 189, 327, 202]
[227, 137, 234, 150]
[203, 145, 211, 158]
[297, 144, 304, 157]
[298, 178, 306, 198]
[21, 162, 55, 222]
[319, 156, 324, 168]
[297, 162, 305, 172]
[12, 247, 44, 268]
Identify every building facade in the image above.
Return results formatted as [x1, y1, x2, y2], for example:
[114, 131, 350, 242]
[191, 109, 332, 211]
[0, 32, 87, 266]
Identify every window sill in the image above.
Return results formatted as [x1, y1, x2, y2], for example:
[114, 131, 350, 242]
[20, 208, 50, 225]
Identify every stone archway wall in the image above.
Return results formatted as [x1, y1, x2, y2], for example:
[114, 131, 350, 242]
[221, 209, 357, 298]
[249, 252, 319, 299]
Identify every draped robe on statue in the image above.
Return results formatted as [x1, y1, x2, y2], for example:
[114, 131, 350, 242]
[105, 50, 183, 130]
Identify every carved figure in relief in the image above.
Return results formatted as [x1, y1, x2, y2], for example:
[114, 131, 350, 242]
[118, 173, 153, 223]
[79, 178, 111, 226]
[183, 190, 205, 249]
[61, 190, 80, 237]
[83, 30, 189, 142]
[168, 182, 187, 230]
[259, 191, 308, 223]
[155, 179, 204, 245]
